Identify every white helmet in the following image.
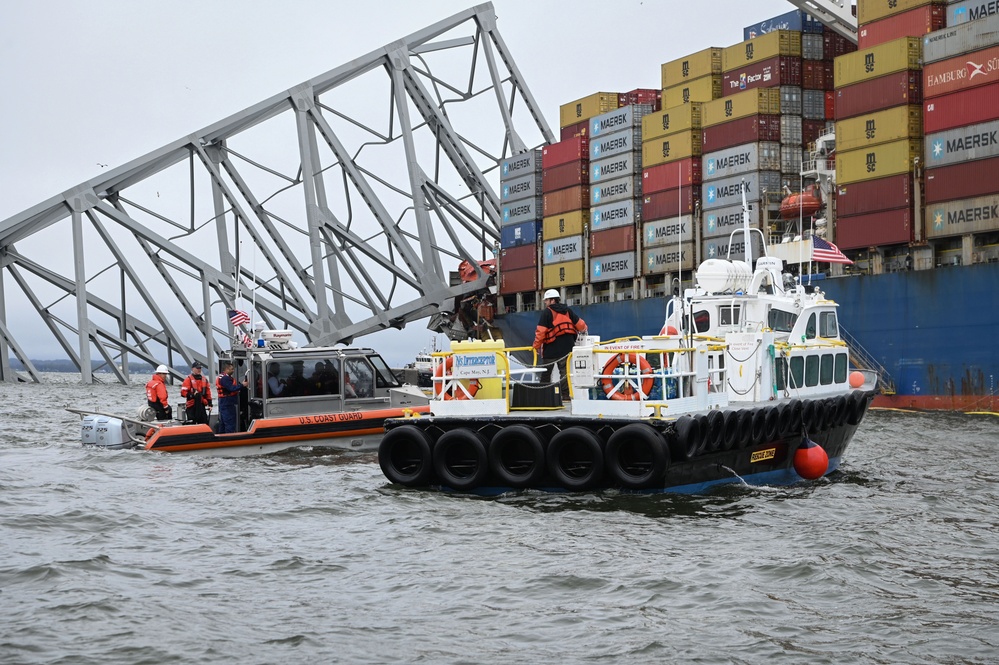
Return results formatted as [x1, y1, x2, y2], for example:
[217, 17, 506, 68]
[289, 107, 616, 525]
[543, 289, 560, 300]
[155, 364, 170, 374]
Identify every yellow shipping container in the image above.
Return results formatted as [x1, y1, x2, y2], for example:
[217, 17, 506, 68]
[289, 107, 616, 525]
[543, 260, 585, 288]
[559, 92, 619, 129]
[835, 106, 923, 152]
[642, 131, 702, 168]
[859, 0, 937, 24]
[641, 103, 703, 141]
[836, 139, 922, 185]
[663, 76, 722, 108]
[661, 48, 722, 88]
[834, 37, 922, 88]
[701, 89, 781, 128]
[722, 30, 803, 72]
[543, 210, 588, 240]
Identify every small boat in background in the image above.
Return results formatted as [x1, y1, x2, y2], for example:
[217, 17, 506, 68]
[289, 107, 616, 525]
[70, 331, 429, 457]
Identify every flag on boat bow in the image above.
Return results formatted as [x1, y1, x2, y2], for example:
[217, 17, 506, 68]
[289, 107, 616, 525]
[811, 235, 853, 264]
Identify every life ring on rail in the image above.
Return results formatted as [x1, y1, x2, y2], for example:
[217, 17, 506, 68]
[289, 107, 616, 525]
[600, 353, 654, 401]
[433, 356, 481, 401]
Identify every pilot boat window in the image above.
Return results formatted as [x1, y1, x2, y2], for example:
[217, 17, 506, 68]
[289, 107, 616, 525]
[719, 305, 741, 326]
[691, 310, 711, 333]
[835, 353, 848, 383]
[306, 359, 341, 395]
[805, 355, 819, 387]
[820, 311, 839, 338]
[789, 356, 804, 389]
[768, 308, 797, 333]
[820, 354, 834, 385]
[804, 313, 817, 340]
[370, 354, 401, 388]
[342, 358, 374, 398]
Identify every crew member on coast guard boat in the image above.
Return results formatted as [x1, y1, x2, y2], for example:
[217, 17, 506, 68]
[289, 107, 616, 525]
[533, 288, 587, 400]
[145, 364, 173, 421]
[180, 361, 213, 425]
[216, 361, 247, 434]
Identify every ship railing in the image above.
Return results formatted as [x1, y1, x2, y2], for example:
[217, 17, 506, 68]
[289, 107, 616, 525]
[569, 337, 729, 419]
[838, 327, 896, 395]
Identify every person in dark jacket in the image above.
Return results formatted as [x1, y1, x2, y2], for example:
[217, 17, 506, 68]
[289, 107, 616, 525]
[533, 288, 587, 400]
[215, 361, 247, 433]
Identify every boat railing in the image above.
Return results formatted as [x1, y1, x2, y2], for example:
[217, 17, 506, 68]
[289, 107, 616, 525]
[838, 326, 896, 395]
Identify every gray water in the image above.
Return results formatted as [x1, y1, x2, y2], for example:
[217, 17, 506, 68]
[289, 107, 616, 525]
[2, 374, 998, 664]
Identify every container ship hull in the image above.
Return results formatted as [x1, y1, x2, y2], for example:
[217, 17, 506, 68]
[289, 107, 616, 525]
[494, 261, 999, 412]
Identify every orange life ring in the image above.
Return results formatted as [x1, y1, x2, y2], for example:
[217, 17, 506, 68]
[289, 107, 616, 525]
[433, 356, 480, 400]
[600, 353, 654, 401]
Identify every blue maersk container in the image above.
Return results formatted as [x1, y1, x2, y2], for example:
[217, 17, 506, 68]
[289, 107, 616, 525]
[743, 10, 823, 40]
[501, 220, 539, 249]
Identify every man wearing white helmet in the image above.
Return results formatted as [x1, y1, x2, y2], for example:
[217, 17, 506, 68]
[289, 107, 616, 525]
[145, 364, 173, 421]
[533, 288, 587, 401]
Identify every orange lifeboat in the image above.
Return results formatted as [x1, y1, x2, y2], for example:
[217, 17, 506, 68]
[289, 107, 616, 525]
[780, 192, 822, 220]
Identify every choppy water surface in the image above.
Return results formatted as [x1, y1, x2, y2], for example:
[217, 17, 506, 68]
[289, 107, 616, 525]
[1, 374, 998, 664]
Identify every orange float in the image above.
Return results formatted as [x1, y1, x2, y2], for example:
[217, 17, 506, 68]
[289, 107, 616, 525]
[433, 356, 480, 400]
[601, 353, 654, 401]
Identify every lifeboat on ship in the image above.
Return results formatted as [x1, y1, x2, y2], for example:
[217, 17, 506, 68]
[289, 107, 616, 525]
[779, 190, 822, 220]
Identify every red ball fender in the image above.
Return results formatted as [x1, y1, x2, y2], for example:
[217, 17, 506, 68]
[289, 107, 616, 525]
[600, 353, 655, 401]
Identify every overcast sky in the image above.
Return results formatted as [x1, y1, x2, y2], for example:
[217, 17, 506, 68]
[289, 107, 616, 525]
[1, 0, 799, 364]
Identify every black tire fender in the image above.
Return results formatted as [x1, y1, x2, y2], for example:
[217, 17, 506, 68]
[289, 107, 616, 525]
[605, 424, 669, 490]
[488, 424, 546, 488]
[736, 409, 755, 448]
[720, 410, 740, 451]
[547, 427, 604, 490]
[379, 425, 434, 487]
[704, 410, 726, 453]
[750, 408, 768, 445]
[763, 407, 780, 442]
[671, 416, 701, 460]
[433, 428, 490, 491]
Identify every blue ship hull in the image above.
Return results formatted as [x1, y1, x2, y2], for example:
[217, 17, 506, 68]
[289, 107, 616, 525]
[495, 262, 999, 411]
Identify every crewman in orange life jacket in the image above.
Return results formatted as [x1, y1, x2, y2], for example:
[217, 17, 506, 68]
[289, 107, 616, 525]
[180, 361, 213, 425]
[145, 364, 173, 421]
[533, 288, 587, 401]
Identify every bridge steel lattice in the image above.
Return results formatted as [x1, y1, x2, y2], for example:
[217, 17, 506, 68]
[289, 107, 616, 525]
[0, 2, 554, 383]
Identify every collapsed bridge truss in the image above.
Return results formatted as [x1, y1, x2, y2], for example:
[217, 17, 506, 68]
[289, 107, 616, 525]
[0, 2, 553, 383]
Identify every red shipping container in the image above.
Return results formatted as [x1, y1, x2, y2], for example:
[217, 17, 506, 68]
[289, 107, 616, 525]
[802, 60, 834, 90]
[925, 156, 999, 204]
[642, 159, 703, 194]
[620, 88, 662, 110]
[642, 189, 700, 220]
[836, 208, 914, 250]
[590, 226, 637, 256]
[500, 244, 538, 272]
[857, 5, 946, 49]
[925, 81, 999, 134]
[835, 174, 912, 217]
[560, 120, 588, 141]
[722, 56, 803, 97]
[835, 70, 922, 120]
[924, 44, 999, 100]
[823, 29, 858, 59]
[542, 136, 589, 169]
[702, 115, 782, 152]
[824, 91, 835, 119]
[542, 160, 589, 192]
[543, 185, 589, 217]
[803, 119, 828, 146]
[499, 267, 538, 295]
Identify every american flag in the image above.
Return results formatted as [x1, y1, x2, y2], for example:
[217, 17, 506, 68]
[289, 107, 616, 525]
[811, 235, 853, 265]
[229, 309, 250, 326]
[241, 332, 254, 348]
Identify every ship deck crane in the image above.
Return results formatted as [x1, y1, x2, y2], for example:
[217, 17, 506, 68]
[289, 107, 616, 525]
[784, 0, 858, 43]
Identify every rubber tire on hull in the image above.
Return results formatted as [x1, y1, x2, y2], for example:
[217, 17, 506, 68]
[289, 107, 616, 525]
[720, 410, 740, 451]
[696, 414, 711, 456]
[433, 428, 490, 491]
[736, 409, 754, 448]
[787, 399, 803, 435]
[833, 394, 849, 428]
[605, 424, 670, 490]
[776, 403, 793, 438]
[847, 390, 868, 426]
[488, 424, 546, 488]
[802, 400, 818, 434]
[750, 408, 768, 446]
[670, 416, 701, 460]
[763, 407, 780, 442]
[703, 410, 725, 453]
[379, 425, 434, 487]
[547, 427, 604, 491]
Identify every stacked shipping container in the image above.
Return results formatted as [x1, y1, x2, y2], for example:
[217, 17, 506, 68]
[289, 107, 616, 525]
[922, 14, 999, 248]
[833, 31, 925, 250]
[498, 149, 542, 297]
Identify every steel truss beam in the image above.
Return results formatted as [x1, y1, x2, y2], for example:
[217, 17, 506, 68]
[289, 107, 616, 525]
[0, 2, 553, 382]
